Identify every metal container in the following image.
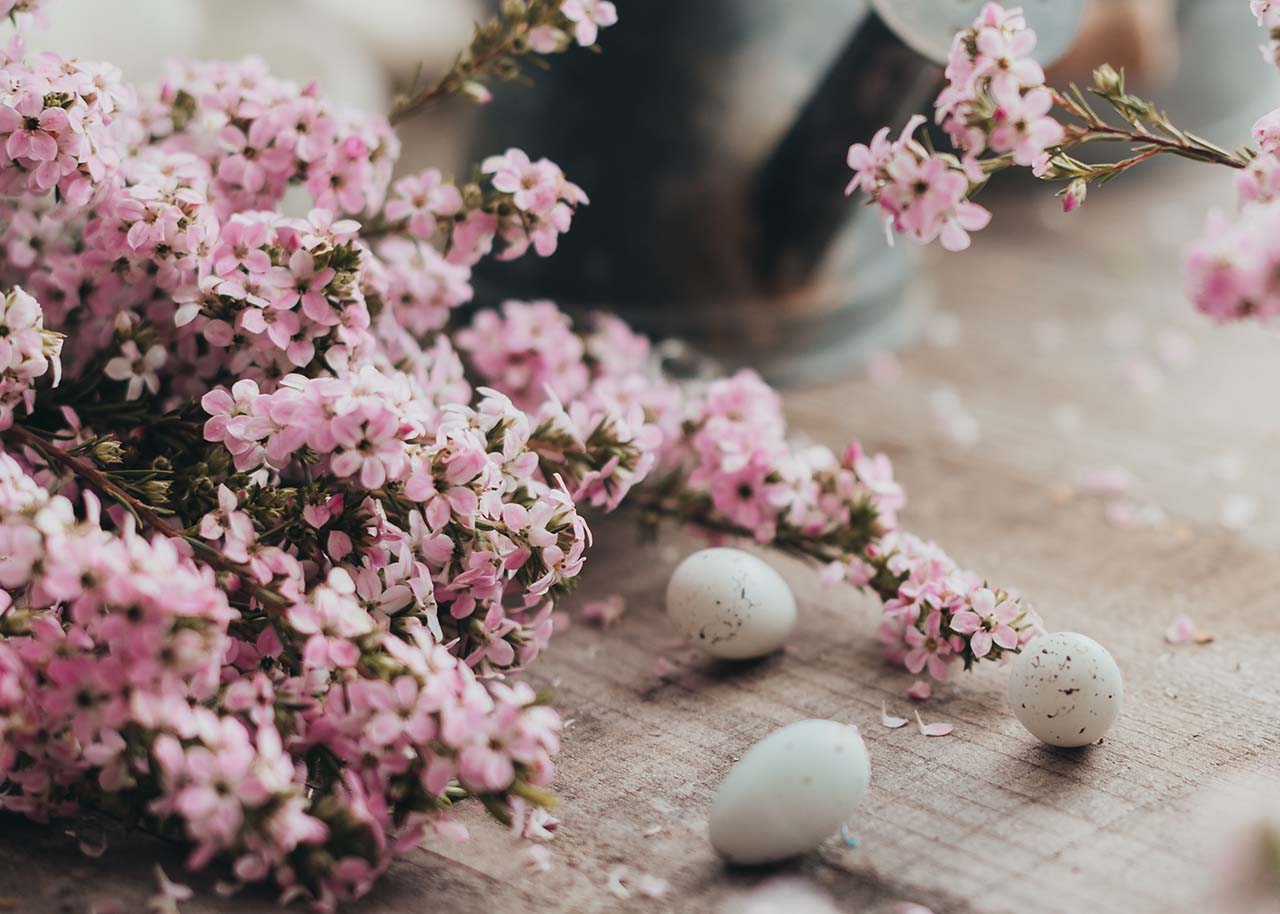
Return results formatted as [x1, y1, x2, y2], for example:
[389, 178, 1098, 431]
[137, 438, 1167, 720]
[470, 0, 1084, 382]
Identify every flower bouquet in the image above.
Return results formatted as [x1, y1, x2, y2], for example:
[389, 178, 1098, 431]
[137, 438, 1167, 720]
[0, 0, 1146, 909]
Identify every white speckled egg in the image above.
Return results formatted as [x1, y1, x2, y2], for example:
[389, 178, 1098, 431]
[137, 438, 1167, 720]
[1009, 632, 1123, 747]
[710, 719, 870, 865]
[666, 548, 797, 659]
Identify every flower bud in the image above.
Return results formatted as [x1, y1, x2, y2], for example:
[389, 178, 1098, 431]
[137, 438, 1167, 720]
[112, 310, 137, 335]
[461, 80, 493, 104]
[1092, 64, 1122, 96]
[91, 437, 125, 465]
[1061, 178, 1087, 214]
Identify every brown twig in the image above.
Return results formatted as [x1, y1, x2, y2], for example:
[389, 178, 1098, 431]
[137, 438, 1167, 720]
[6, 424, 185, 537]
[3, 423, 290, 607]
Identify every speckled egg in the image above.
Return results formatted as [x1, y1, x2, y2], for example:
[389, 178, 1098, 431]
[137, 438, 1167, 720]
[666, 548, 797, 659]
[709, 719, 870, 864]
[1009, 632, 1123, 747]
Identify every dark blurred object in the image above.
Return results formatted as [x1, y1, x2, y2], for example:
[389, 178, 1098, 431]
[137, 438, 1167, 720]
[471, 0, 1083, 381]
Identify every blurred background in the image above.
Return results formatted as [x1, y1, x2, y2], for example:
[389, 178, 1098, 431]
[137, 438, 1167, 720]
[32, 0, 1277, 382]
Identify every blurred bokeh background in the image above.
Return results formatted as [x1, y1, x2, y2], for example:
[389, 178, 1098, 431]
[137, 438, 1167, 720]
[31, 0, 1278, 381]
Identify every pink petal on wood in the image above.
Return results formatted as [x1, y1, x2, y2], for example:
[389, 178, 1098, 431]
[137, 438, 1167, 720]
[880, 702, 909, 729]
[915, 710, 954, 737]
[906, 680, 933, 701]
[1164, 613, 1195, 645]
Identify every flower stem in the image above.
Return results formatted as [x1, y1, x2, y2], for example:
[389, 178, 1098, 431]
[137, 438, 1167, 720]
[3, 424, 290, 608]
[1050, 89, 1249, 171]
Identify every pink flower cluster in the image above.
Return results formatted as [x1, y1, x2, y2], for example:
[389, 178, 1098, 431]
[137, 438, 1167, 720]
[1183, 19, 1280, 322]
[1254, 0, 1280, 65]
[846, 117, 992, 252]
[935, 2, 1063, 172]
[189, 210, 373, 382]
[0, 450, 560, 909]
[482, 148, 588, 259]
[1185, 202, 1280, 322]
[137, 57, 399, 220]
[378, 154, 588, 266]
[457, 300, 589, 410]
[0, 0, 1059, 902]
[0, 10, 607, 905]
[0, 38, 126, 205]
[847, 2, 1071, 249]
[459, 306, 666, 511]
[86, 150, 218, 299]
[383, 168, 463, 242]
[201, 366, 590, 671]
[0, 286, 60, 429]
[365, 236, 473, 336]
[875, 532, 1042, 679]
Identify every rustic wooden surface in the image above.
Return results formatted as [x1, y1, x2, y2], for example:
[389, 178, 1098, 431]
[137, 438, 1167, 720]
[5, 174, 1280, 914]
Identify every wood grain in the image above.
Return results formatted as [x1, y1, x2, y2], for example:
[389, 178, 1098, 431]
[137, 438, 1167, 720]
[5, 173, 1280, 914]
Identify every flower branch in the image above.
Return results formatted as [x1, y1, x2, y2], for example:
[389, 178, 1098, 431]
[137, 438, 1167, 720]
[390, 0, 616, 123]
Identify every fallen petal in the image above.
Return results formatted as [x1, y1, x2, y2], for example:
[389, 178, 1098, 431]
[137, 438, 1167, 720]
[653, 656, 677, 679]
[581, 594, 626, 627]
[880, 702, 909, 729]
[906, 680, 933, 701]
[1077, 464, 1137, 496]
[895, 903, 938, 914]
[915, 710, 954, 737]
[1164, 613, 1195, 645]
[606, 865, 632, 899]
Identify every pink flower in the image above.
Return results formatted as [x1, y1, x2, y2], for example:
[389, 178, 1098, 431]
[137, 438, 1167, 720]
[384, 168, 463, 239]
[987, 85, 1063, 167]
[845, 126, 894, 195]
[103, 341, 165, 400]
[903, 610, 957, 680]
[1253, 0, 1280, 30]
[847, 117, 991, 252]
[274, 249, 337, 324]
[482, 148, 567, 214]
[560, 0, 617, 46]
[949, 587, 1019, 658]
[973, 13, 1044, 97]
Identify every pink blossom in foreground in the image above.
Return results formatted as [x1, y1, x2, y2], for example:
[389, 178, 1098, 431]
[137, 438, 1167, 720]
[1185, 203, 1280, 323]
[1255, 0, 1280, 28]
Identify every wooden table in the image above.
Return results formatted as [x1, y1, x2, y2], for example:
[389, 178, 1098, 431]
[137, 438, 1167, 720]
[6, 173, 1280, 914]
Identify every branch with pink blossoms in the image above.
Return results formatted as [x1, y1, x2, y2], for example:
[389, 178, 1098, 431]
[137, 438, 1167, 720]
[368, 150, 589, 263]
[458, 305, 1045, 681]
[850, 2, 1280, 326]
[845, 3, 1251, 252]
[390, 0, 617, 121]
